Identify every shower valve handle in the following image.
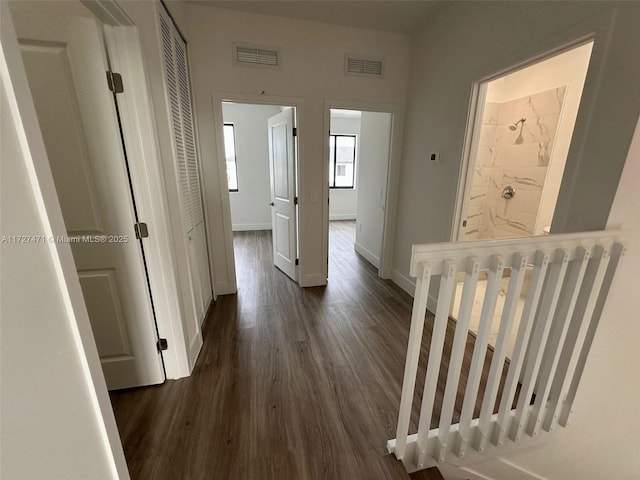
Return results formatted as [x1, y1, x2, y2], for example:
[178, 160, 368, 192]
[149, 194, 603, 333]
[502, 185, 516, 200]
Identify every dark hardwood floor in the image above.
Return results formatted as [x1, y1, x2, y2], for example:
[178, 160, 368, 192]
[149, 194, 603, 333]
[110, 221, 508, 480]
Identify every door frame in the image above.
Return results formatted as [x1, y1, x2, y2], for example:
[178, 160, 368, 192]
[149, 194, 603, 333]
[210, 92, 304, 293]
[452, 32, 602, 242]
[87, 12, 196, 379]
[322, 99, 404, 280]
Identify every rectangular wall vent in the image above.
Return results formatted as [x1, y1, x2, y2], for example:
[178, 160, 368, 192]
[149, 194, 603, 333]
[235, 45, 279, 67]
[345, 55, 384, 77]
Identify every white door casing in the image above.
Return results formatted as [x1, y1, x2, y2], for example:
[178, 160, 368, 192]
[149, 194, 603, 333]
[268, 108, 298, 281]
[16, 11, 164, 389]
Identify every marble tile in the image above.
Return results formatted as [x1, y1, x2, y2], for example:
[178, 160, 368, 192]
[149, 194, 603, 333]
[478, 124, 497, 147]
[475, 145, 495, 167]
[498, 166, 547, 191]
[468, 186, 488, 209]
[465, 209, 484, 228]
[499, 86, 567, 125]
[491, 226, 530, 239]
[494, 142, 550, 167]
[472, 166, 492, 188]
[499, 188, 543, 215]
[494, 113, 561, 148]
[467, 203, 483, 216]
[482, 102, 500, 125]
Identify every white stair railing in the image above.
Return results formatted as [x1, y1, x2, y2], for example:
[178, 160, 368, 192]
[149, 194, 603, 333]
[388, 231, 624, 473]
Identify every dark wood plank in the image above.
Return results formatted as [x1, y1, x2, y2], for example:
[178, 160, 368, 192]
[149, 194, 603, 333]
[110, 221, 512, 479]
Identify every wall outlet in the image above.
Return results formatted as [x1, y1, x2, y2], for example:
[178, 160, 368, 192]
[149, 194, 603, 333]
[429, 151, 441, 163]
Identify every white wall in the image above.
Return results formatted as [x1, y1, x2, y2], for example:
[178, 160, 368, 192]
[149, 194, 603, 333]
[392, 1, 640, 289]
[355, 111, 392, 268]
[485, 42, 593, 236]
[222, 102, 281, 230]
[186, 5, 411, 289]
[0, 3, 126, 476]
[329, 114, 360, 220]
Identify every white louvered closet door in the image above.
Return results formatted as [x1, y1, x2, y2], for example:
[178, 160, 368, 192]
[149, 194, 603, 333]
[160, 9, 212, 326]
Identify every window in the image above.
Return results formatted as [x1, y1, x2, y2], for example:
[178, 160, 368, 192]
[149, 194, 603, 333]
[223, 123, 238, 191]
[329, 134, 356, 188]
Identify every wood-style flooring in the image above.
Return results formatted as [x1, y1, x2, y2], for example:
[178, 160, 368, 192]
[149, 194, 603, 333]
[110, 221, 509, 480]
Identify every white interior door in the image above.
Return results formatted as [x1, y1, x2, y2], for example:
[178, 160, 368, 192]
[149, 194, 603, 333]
[268, 108, 298, 281]
[14, 5, 164, 389]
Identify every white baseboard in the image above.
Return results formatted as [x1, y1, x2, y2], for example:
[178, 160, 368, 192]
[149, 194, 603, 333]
[232, 223, 272, 231]
[391, 269, 415, 296]
[461, 457, 549, 480]
[214, 280, 236, 295]
[354, 242, 380, 268]
[329, 214, 356, 221]
[299, 273, 326, 287]
[390, 268, 437, 312]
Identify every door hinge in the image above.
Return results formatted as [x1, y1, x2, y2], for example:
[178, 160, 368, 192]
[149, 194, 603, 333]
[134, 222, 149, 239]
[462, 220, 468, 227]
[295, 258, 299, 266]
[294, 196, 298, 205]
[106, 71, 124, 94]
[292, 127, 298, 137]
[157, 338, 168, 352]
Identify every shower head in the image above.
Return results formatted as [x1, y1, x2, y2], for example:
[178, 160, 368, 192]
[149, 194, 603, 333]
[509, 117, 527, 131]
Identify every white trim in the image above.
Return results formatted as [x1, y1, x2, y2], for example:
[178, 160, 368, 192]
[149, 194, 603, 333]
[210, 91, 305, 292]
[103, 24, 190, 380]
[461, 457, 550, 480]
[354, 242, 380, 268]
[323, 99, 405, 281]
[391, 269, 416, 297]
[232, 222, 272, 231]
[329, 214, 356, 221]
[0, 3, 128, 477]
[300, 273, 326, 288]
[452, 11, 616, 242]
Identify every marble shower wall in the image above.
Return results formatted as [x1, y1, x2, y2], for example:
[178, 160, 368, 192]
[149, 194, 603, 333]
[464, 86, 567, 240]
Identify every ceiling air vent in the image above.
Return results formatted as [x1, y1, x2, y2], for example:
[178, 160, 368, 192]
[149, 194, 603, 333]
[234, 45, 279, 68]
[345, 55, 384, 77]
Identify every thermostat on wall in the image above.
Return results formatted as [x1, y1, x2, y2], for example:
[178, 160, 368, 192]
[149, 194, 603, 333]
[429, 151, 441, 163]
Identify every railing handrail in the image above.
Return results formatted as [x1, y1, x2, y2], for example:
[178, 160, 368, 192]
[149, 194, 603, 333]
[409, 229, 624, 277]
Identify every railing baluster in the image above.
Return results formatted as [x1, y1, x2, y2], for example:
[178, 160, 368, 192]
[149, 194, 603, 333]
[394, 262, 432, 460]
[527, 247, 590, 436]
[544, 245, 610, 431]
[511, 248, 570, 442]
[415, 259, 457, 469]
[475, 252, 527, 451]
[493, 250, 549, 446]
[457, 255, 504, 456]
[435, 257, 480, 462]
[388, 233, 623, 473]
[559, 243, 623, 427]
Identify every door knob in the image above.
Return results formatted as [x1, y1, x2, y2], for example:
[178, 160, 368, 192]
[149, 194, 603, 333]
[270, 202, 274, 206]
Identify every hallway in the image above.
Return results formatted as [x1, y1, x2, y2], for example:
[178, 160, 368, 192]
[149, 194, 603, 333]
[110, 223, 506, 479]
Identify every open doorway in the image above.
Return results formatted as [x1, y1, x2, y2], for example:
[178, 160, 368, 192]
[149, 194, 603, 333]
[328, 108, 392, 278]
[458, 41, 594, 242]
[221, 102, 299, 289]
[453, 40, 594, 355]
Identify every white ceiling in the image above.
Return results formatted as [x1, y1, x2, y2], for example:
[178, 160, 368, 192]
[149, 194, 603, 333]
[186, 1, 441, 35]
